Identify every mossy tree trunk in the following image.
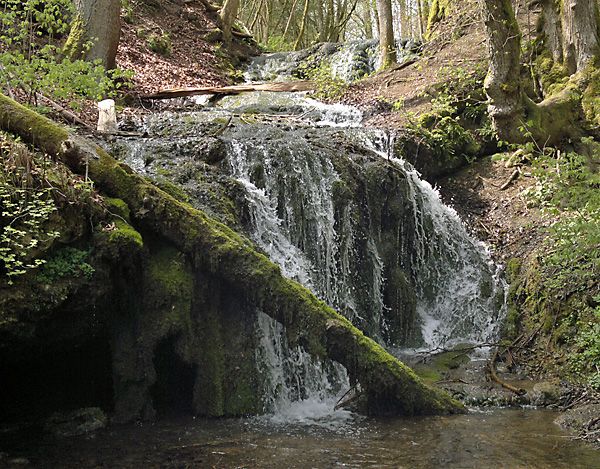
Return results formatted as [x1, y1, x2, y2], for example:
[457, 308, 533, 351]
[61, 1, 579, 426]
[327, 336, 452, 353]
[479, 0, 598, 144]
[0, 93, 465, 417]
[376, 0, 396, 69]
[63, 0, 121, 69]
[479, 0, 525, 143]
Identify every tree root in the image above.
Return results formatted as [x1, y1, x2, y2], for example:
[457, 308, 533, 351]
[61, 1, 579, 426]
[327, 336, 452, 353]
[487, 348, 527, 395]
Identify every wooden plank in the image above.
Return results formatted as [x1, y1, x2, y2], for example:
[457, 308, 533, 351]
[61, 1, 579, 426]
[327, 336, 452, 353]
[140, 81, 316, 100]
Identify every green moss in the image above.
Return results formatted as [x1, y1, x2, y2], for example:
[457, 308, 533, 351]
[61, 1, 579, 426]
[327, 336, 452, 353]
[146, 246, 192, 301]
[62, 16, 86, 61]
[195, 304, 226, 417]
[534, 53, 570, 96]
[153, 177, 190, 203]
[506, 258, 522, 284]
[581, 66, 600, 125]
[0, 94, 69, 156]
[104, 197, 131, 221]
[108, 219, 143, 249]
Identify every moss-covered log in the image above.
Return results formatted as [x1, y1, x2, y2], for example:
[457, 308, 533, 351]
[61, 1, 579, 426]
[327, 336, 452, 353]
[0, 94, 464, 416]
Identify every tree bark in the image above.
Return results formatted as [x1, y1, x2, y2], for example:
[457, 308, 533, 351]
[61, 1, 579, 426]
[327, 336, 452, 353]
[560, 0, 600, 73]
[220, 0, 241, 45]
[0, 93, 465, 417]
[63, 0, 121, 69]
[480, 0, 593, 144]
[479, 0, 525, 142]
[540, 0, 563, 63]
[376, 0, 396, 69]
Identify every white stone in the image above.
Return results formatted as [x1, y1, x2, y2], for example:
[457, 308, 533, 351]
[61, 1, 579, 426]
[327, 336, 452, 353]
[97, 99, 117, 133]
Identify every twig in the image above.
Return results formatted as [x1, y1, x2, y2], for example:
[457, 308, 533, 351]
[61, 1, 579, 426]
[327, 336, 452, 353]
[35, 93, 95, 131]
[208, 115, 233, 137]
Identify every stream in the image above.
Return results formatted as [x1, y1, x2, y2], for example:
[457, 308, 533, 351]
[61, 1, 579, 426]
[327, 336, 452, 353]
[9, 409, 600, 467]
[4, 46, 598, 467]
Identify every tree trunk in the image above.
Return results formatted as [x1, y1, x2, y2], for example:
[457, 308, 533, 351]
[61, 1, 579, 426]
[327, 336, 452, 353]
[480, 0, 587, 144]
[294, 0, 310, 50]
[63, 0, 121, 69]
[0, 92, 465, 417]
[540, 0, 563, 63]
[376, 0, 396, 69]
[364, 0, 374, 39]
[479, 0, 525, 142]
[220, 0, 241, 45]
[560, 0, 600, 73]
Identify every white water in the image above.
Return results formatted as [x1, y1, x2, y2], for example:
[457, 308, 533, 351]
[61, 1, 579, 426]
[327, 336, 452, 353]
[246, 39, 419, 84]
[365, 132, 506, 352]
[220, 94, 506, 420]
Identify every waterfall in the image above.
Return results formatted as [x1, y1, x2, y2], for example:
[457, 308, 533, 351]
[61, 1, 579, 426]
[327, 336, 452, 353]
[109, 88, 506, 418]
[245, 39, 420, 84]
[364, 132, 506, 351]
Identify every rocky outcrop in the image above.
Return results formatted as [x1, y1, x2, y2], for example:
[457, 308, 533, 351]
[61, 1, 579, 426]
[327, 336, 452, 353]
[0, 93, 464, 421]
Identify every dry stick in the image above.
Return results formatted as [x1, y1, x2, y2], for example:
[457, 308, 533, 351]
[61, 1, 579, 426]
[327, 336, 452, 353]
[500, 168, 521, 190]
[384, 59, 419, 87]
[35, 93, 95, 132]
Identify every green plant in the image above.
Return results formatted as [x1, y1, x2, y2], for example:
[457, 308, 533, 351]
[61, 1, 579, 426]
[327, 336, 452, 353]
[262, 35, 292, 52]
[147, 32, 172, 56]
[36, 246, 95, 282]
[0, 136, 60, 283]
[298, 62, 348, 100]
[0, 0, 130, 109]
[569, 304, 600, 389]
[122, 0, 135, 24]
[520, 138, 600, 387]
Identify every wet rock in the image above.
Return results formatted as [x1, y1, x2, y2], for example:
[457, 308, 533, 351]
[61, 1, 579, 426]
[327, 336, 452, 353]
[45, 407, 107, 437]
[529, 381, 562, 407]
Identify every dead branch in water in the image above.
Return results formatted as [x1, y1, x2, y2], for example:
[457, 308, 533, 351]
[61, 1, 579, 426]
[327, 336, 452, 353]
[487, 348, 527, 395]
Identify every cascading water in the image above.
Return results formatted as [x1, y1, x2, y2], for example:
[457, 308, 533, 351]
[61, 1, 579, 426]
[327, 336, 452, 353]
[110, 54, 506, 419]
[245, 39, 420, 83]
[220, 98, 504, 414]
[364, 135, 506, 351]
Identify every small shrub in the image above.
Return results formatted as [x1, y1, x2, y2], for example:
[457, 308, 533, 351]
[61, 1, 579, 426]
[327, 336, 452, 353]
[37, 247, 95, 283]
[298, 62, 348, 100]
[122, 0, 135, 24]
[263, 35, 292, 52]
[147, 32, 172, 56]
[0, 136, 60, 283]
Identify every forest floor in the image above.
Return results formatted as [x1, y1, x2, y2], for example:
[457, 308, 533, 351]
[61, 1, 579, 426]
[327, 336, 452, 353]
[117, 0, 255, 93]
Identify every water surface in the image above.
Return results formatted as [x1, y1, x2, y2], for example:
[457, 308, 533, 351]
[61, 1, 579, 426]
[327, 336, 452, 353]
[17, 409, 598, 468]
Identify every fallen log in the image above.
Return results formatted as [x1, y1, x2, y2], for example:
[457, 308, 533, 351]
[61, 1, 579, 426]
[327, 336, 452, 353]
[140, 81, 316, 100]
[0, 93, 464, 416]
